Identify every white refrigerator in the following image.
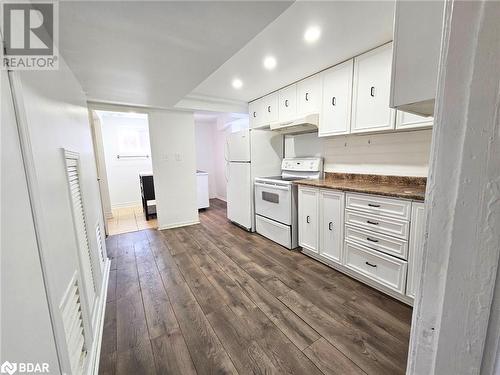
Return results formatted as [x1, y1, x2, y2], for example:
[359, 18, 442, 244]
[226, 128, 283, 231]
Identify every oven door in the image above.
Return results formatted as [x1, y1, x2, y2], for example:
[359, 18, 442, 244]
[254, 181, 292, 225]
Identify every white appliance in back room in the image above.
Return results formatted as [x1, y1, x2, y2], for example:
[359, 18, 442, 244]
[225, 128, 283, 231]
[255, 157, 323, 249]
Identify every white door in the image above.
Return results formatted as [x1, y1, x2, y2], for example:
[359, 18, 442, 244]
[262, 92, 279, 124]
[249, 99, 264, 129]
[351, 43, 396, 133]
[278, 84, 297, 123]
[297, 75, 321, 116]
[319, 190, 344, 264]
[319, 59, 353, 136]
[407, 202, 426, 299]
[396, 110, 433, 130]
[227, 162, 252, 230]
[298, 187, 319, 253]
[227, 129, 251, 162]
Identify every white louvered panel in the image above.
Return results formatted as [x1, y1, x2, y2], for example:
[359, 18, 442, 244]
[61, 276, 87, 375]
[65, 153, 96, 311]
[95, 224, 105, 267]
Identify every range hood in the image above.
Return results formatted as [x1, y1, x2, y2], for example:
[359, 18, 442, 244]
[269, 113, 319, 134]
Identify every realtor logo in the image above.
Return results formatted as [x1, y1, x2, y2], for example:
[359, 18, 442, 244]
[1, 1, 58, 70]
[0, 361, 17, 375]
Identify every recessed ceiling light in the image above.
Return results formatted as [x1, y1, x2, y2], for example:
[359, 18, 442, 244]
[263, 56, 277, 70]
[232, 78, 243, 89]
[304, 26, 321, 43]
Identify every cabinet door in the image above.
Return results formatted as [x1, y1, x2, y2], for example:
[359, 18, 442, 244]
[297, 75, 321, 116]
[298, 187, 319, 253]
[278, 84, 297, 123]
[406, 202, 426, 299]
[262, 92, 279, 124]
[319, 190, 344, 264]
[352, 43, 396, 133]
[249, 98, 264, 128]
[396, 110, 433, 130]
[319, 59, 353, 136]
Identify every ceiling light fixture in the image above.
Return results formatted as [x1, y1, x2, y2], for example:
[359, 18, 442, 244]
[304, 26, 321, 43]
[263, 56, 277, 70]
[232, 78, 243, 89]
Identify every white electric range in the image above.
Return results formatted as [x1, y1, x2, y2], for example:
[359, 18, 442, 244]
[254, 157, 323, 249]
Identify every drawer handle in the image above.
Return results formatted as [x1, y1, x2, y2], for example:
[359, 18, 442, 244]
[367, 220, 379, 225]
[366, 237, 379, 243]
[365, 261, 377, 268]
[306, 215, 311, 223]
[368, 203, 380, 208]
[328, 222, 333, 231]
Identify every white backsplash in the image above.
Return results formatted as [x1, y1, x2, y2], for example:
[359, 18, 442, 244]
[284, 129, 432, 177]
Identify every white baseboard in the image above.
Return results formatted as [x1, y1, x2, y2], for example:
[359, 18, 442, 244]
[110, 201, 142, 209]
[214, 195, 226, 202]
[89, 258, 110, 375]
[157, 220, 200, 230]
[104, 211, 113, 219]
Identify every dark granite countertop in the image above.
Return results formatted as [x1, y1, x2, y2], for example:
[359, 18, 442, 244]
[294, 172, 426, 201]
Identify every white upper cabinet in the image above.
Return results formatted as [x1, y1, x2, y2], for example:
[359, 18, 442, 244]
[249, 98, 264, 129]
[262, 92, 279, 125]
[319, 59, 353, 137]
[319, 190, 344, 264]
[297, 75, 321, 116]
[390, 1, 444, 116]
[351, 43, 396, 134]
[396, 111, 433, 130]
[278, 84, 297, 122]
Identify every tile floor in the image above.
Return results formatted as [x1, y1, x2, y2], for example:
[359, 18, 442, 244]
[106, 205, 157, 235]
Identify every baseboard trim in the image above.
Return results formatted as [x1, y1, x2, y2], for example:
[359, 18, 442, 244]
[104, 212, 113, 219]
[89, 258, 110, 375]
[157, 220, 200, 230]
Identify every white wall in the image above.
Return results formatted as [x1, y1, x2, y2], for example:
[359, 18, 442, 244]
[149, 110, 199, 229]
[4, 55, 107, 374]
[99, 112, 152, 208]
[195, 120, 217, 198]
[285, 129, 433, 177]
[1, 69, 60, 371]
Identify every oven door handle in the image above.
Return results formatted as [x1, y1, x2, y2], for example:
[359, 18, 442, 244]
[254, 182, 290, 191]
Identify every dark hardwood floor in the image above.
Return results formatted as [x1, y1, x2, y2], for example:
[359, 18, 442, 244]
[100, 199, 412, 375]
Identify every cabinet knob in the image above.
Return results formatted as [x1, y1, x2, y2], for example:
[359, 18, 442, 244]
[305, 92, 309, 101]
[365, 261, 377, 268]
[328, 222, 333, 231]
[370, 86, 375, 97]
[331, 97, 336, 106]
[253, 111, 256, 118]
[268, 105, 271, 113]
[306, 215, 311, 224]
[285, 99, 289, 107]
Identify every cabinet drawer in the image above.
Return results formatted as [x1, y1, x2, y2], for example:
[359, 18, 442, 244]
[256, 215, 294, 249]
[346, 193, 411, 220]
[345, 209, 409, 239]
[345, 225, 408, 260]
[344, 240, 407, 294]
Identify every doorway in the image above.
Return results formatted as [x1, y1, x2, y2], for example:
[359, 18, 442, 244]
[91, 109, 157, 235]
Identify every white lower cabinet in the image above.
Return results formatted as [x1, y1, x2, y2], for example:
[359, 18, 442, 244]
[298, 185, 422, 305]
[319, 189, 344, 264]
[298, 187, 319, 253]
[406, 202, 426, 299]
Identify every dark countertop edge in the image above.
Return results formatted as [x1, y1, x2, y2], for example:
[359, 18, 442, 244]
[293, 180, 426, 201]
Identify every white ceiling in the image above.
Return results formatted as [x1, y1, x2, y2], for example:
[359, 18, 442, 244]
[191, 1, 395, 103]
[59, 1, 293, 108]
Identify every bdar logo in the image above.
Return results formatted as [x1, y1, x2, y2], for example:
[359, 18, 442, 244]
[0, 361, 17, 375]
